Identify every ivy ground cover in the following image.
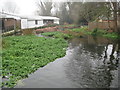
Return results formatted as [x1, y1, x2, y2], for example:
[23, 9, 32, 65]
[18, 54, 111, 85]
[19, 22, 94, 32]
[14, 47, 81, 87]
[2, 35, 68, 88]
[41, 31, 73, 39]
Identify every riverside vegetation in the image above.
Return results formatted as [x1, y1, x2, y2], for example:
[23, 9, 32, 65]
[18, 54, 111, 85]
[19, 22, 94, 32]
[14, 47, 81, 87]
[41, 26, 119, 39]
[2, 25, 119, 88]
[41, 31, 73, 39]
[2, 35, 68, 88]
[66, 26, 119, 39]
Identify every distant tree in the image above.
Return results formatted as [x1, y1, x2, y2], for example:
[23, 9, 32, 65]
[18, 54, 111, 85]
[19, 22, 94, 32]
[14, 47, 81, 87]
[2, 1, 19, 14]
[36, 0, 52, 16]
[68, 1, 120, 32]
[118, 1, 120, 33]
[57, 2, 72, 24]
[53, 2, 75, 24]
[67, 2, 105, 24]
[104, 0, 120, 32]
[68, 2, 82, 24]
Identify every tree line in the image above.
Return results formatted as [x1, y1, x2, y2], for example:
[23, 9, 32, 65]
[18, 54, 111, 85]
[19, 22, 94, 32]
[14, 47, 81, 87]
[36, 0, 120, 33]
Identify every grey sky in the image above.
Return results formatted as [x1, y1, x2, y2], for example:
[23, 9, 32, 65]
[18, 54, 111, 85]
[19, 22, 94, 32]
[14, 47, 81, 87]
[0, 0, 119, 16]
[0, 0, 37, 15]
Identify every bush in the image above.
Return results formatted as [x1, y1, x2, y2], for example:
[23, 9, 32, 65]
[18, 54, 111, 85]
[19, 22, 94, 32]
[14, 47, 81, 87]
[91, 28, 107, 35]
[41, 32, 73, 39]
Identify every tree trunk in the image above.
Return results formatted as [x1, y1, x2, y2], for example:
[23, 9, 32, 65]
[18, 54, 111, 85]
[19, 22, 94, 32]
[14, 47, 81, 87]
[112, 2, 118, 32]
[118, 2, 120, 34]
[107, 16, 111, 31]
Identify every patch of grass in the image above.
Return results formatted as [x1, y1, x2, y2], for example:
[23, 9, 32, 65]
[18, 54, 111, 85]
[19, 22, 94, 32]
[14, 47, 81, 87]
[2, 35, 68, 88]
[103, 32, 119, 38]
[60, 24, 76, 27]
[65, 26, 119, 39]
[91, 28, 107, 35]
[41, 31, 73, 39]
[68, 26, 92, 36]
[41, 32, 59, 37]
[91, 28, 119, 39]
[32, 24, 59, 30]
[69, 26, 88, 33]
[70, 28, 84, 32]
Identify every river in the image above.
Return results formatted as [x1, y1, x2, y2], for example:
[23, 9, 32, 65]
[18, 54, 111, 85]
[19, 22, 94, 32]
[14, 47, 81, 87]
[15, 35, 120, 88]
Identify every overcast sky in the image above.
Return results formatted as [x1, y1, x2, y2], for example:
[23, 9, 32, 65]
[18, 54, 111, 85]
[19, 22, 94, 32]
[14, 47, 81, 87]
[0, 0, 38, 15]
[0, 0, 119, 16]
[0, 0, 66, 15]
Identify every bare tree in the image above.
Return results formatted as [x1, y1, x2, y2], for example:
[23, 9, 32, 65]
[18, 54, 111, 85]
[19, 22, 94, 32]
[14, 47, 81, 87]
[51, 2, 74, 24]
[2, 1, 19, 14]
[107, 0, 118, 32]
[118, 1, 120, 34]
[36, 0, 52, 16]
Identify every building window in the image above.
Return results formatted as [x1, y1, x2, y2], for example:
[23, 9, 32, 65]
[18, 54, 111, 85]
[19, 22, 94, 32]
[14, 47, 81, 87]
[43, 19, 54, 25]
[5, 19, 7, 21]
[35, 20, 38, 25]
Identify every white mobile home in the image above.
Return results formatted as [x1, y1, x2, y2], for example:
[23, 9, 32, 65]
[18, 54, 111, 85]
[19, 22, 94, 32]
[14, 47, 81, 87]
[0, 12, 60, 30]
[21, 16, 59, 29]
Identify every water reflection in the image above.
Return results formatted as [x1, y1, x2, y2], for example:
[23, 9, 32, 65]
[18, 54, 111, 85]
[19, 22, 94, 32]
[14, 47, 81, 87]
[15, 35, 119, 88]
[66, 36, 119, 88]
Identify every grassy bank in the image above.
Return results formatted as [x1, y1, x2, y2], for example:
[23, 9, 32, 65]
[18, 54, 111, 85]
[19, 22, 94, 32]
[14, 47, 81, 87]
[66, 26, 119, 39]
[2, 35, 68, 88]
[91, 29, 119, 39]
[41, 31, 73, 39]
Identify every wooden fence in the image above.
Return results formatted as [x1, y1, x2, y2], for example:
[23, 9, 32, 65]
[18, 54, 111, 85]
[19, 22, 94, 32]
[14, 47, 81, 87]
[1, 18, 21, 33]
[88, 21, 114, 30]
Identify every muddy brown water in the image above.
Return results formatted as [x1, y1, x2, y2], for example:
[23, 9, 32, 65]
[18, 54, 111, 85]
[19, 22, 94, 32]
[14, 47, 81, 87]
[15, 35, 120, 88]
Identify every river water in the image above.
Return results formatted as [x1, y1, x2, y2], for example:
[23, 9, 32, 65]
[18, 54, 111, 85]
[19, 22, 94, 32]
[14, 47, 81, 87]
[15, 35, 120, 88]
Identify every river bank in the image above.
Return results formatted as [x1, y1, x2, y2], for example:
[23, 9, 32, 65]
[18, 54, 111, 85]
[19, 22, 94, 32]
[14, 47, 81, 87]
[15, 35, 119, 88]
[2, 25, 120, 88]
[2, 35, 68, 88]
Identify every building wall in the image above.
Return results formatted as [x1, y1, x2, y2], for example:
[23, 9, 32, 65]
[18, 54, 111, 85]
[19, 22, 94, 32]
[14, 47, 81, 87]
[21, 19, 44, 29]
[21, 19, 28, 29]
[27, 20, 44, 28]
[54, 19, 59, 24]
[43, 20, 54, 25]
[16, 20, 21, 28]
[2, 18, 21, 32]
[0, 18, 2, 30]
[4, 19, 15, 28]
[21, 18, 59, 29]
[4, 19, 21, 28]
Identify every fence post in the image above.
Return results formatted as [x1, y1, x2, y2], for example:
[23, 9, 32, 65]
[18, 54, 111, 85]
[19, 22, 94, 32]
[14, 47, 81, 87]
[14, 19, 16, 35]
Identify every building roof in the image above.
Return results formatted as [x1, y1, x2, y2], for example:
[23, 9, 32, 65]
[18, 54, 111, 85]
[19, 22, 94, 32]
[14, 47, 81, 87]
[0, 12, 21, 20]
[40, 16, 59, 20]
[0, 12, 60, 20]
[21, 16, 42, 20]
[1, 15, 21, 20]
[21, 16, 59, 20]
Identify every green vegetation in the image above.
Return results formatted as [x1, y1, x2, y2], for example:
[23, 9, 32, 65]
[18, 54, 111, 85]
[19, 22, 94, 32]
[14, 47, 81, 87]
[31, 24, 59, 30]
[69, 26, 88, 33]
[41, 26, 119, 39]
[67, 26, 91, 35]
[41, 31, 73, 39]
[2, 25, 119, 88]
[91, 28, 119, 39]
[2, 35, 68, 88]
[60, 24, 77, 27]
[103, 33, 119, 38]
[66, 26, 119, 39]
